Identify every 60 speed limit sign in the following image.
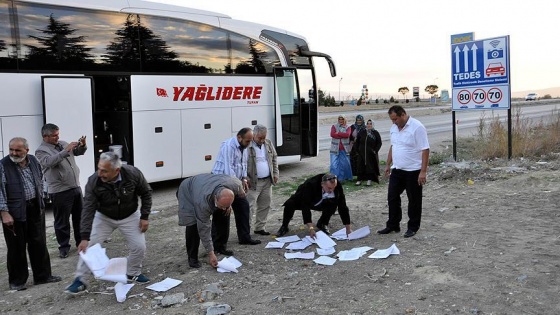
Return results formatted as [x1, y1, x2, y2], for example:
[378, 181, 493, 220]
[453, 85, 509, 110]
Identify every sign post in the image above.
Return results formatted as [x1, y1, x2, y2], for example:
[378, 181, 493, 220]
[450, 34, 512, 160]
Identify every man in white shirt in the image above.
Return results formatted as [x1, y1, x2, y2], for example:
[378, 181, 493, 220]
[211, 128, 261, 252]
[377, 105, 430, 238]
[246, 125, 279, 235]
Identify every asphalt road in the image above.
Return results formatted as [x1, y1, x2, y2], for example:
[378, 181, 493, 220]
[319, 102, 560, 159]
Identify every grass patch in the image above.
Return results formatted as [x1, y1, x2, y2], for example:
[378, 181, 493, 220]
[437, 106, 560, 161]
[472, 107, 560, 159]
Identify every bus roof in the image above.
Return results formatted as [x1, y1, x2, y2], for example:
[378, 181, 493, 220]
[21, 0, 232, 18]
[20, 0, 306, 43]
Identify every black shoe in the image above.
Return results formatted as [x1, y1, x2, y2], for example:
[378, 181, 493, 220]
[254, 230, 271, 236]
[377, 227, 401, 234]
[276, 225, 289, 237]
[215, 248, 234, 256]
[316, 223, 330, 235]
[404, 230, 416, 238]
[188, 258, 201, 268]
[59, 248, 69, 259]
[10, 283, 27, 291]
[34, 275, 62, 286]
[239, 239, 261, 245]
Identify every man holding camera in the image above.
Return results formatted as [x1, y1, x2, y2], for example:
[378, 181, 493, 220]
[36, 123, 87, 259]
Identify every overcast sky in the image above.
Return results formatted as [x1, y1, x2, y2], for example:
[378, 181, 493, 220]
[158, 0, 558, 99]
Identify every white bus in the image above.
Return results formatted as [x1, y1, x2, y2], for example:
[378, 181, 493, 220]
[0, 0, 336, 185]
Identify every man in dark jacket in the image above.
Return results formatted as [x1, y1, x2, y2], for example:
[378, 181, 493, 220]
[65, 151, 152, 294]
[276, 173, 353, 238]
[0, 137, 61, 291]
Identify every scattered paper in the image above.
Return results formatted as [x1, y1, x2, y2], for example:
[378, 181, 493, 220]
[368, 244, 400, 259]
[337, 250, 361, 261]
[265, 241, 285, 249]
[331, 226, 371, 240]
[337, 246, 373, 261]
[217, 256, 242, 273]
[275, 235, 300, 243]
[79, 243, 128, 283]
[146, 277, 182, 292]
[314, 256, 337, 266]
[284, 251, 315, 260]
[317, 247, 336, 256]
[286, 238, 313, 250]
[314, 231, 337, 249]
[115, 282, 134, 302]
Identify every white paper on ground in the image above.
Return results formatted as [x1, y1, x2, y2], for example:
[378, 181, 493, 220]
[79, 243, 128, 283]
[265, 241, 285, 249]
[285, 237, 313, 250]
[368, 244, 400, 259]
[303, 235, 318, 244]
[331, 226, 371, 240]
[314, 231, 337, 249]
[115, 282, 134, 302]
[317, 247, 336, 256]
[217, 256, 242, 273]
[314, 256, 337, 266]
[337, 250, 361, 261]
[284, 251, 315, 260]
[275, 235, 300, 243]
[337, 247, 372, 261]
[146, 277, 183, 292]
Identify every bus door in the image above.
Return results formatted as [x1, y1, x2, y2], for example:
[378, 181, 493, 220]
[274, 68, 317, 159]
[41, 76, 96, 192]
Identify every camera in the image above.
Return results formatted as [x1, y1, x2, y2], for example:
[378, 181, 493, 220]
[487, 49, 504, 59]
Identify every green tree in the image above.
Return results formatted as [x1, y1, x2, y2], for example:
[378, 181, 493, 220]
[398, 87, 409, 100]
[425, 85, 439, 97]
[318, 88, 335, 106]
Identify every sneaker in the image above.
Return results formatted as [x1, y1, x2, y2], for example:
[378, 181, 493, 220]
[355, 181, 362, 186]
[127, 274, 150, 283]
[366, 180, 372, 186]
[64, 277, 86, 294]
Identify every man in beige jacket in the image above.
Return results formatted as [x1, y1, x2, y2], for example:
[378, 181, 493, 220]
[246, 125, 279, 235]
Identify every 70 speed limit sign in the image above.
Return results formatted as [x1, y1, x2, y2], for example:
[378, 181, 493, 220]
[453, 85, 509, 110]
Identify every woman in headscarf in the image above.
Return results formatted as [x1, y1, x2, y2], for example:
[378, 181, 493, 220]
[354, 119, 382, 186]
[349, 115, 366, 175]
[329, 115, 353, 181]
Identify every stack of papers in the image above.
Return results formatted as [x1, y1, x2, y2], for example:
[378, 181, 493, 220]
[286, 238, 313, 250]
[368, 244, 400, 259]
[79, 243, 128, 284]
[146, 278, 183, 292]
[331, 226, 371, 240]
[265, 241, 285, 249]
[275, 235, 300, 243]
[284, 252, 315, 260]
[337, 246, 373, 261]
[217, 256, 242, 273]
[313, 256, 337, 266]
[311, 231, 337, 249]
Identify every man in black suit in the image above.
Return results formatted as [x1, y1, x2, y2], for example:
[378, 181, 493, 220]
[276, 173, 352, 238]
